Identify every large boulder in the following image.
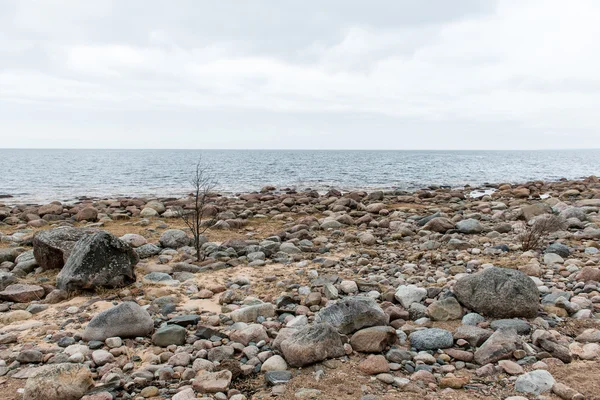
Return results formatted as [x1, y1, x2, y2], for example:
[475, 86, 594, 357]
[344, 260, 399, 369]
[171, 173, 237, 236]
[316, 297, 388, 335]
[23, 363, 93, 400]
[82, 301, 154, 341]
[33, 227, 98, 270]
[280, 323, 346, 367]
[56, 231, 138, 291]
[453, 267, 539, 318]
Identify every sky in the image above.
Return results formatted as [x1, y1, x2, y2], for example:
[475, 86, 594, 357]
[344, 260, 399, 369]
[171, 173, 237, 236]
[1, 0, 599, 150]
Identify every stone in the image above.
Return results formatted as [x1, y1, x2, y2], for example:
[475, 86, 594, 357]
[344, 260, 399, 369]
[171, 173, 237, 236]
[230, 324, 269, 346]
[75, 208, 98, 222]
[422, 217, 455, 233]
[409, 328, 454, 350]
[280, 242, 301, 254]
[23, 363, 94, 400]
[545, 242, 570, 258]
[193, 370, 232, 393]
[454, 325, 493, 347]
[575, 329, 600, 343]
[490, 319, 531, 335]
[0, 284, 45, 303]
[359, 233, 377, 245]
[439, 376, 469, 389]
[18, 350, 43, 363]
[316, 297, 388, 334]
[159, 229, 191, 249]
[140, 207, 158, 217]
[280, 323, 346, 367]
[230, 303, 276, 323]
[83, 301, 154, 341]
[91, 349, 114, 366]
[498, 360, 523, 375]
[358, 355, 390, 375]
[453, 267, 539, 318]
[575, 267, 600, 282]
[167, 314, 201, 327]
[395, 285, 427, 308]
[427, 297, 463, 321]
[265, 370, 292, 385]
[261, 355, 288, 372]
[515, 370, 555, 395]
[119, 233, 147, 248]
[339, 279, 358, 294]
[33, 227, 97, 270]
[350, 326, 398, 353]
[172, 388, 196, 400]
[0, 271, 17, 291]
[462, 313, 485, 326]
[456, 218, 483, 234]
[136, 243, 161, 259]
[552, 383, 585, 400]
[142, 272, 179, 286]
[544, 252, 564, 265]
[56, 231, 138, 291]
[152, 325, 187, 347]
[474, 328, 519, 365]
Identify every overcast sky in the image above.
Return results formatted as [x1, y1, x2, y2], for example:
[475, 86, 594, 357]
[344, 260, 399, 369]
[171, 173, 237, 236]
[1, 0, 599, 150]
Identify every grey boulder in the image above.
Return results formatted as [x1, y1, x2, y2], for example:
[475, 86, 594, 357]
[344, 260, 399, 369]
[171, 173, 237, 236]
[453, 267, 539, 318]
[280, 323, 346, 367]
[316, 297, 388, 335]
[56, 231, 138, 291]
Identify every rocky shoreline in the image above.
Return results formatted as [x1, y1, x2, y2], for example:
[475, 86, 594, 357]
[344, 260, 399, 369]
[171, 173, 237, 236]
[1, 176, 600, 400]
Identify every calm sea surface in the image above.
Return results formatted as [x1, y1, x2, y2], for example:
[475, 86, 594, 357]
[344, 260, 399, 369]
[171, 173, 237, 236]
[1, 149, 599, 203]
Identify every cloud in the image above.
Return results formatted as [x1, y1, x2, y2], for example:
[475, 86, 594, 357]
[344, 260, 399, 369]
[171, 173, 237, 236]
[1, 0, 599, 149]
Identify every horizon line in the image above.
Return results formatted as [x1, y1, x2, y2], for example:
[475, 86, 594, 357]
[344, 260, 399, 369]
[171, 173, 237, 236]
[2, 147, 600, 152]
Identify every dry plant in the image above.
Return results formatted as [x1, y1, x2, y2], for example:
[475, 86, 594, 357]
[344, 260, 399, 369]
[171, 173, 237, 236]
[518, 214, 567, 251]
[175, 160, 218, 260]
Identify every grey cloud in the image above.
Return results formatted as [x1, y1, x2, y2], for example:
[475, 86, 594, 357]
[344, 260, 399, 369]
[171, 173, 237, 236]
[1, 0, 599, 149]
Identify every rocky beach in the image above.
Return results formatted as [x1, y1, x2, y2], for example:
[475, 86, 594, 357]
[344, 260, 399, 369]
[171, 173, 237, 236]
[1, 177, 600, 400]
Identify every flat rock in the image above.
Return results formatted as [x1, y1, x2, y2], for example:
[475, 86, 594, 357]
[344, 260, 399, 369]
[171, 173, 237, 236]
[0, 284, 45, 303]
[83, 301, 154, 341]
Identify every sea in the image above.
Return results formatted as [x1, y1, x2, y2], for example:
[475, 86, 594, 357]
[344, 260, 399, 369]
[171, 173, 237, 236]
[1, 149, 599, 204]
